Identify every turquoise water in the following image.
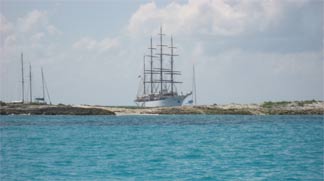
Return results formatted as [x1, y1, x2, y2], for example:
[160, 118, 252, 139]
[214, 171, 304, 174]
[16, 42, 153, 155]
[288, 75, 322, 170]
[0, 115, 323, 180]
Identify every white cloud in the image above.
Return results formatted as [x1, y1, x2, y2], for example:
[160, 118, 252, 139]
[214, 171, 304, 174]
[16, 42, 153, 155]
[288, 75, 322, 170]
[47, 24, 61, 35]
[72, 37, 119, 52]
[72, 37, 97, 50]
[0, 14, 13, 34]
[31, 32, 45, 41]
[4, 35, 16, 46]
[18, 10, 48, 32]
[30, 32, 45, 48]
[0, 10, 62, 62]
[127, 0, 299, 36]
[98, 38, 119, 53]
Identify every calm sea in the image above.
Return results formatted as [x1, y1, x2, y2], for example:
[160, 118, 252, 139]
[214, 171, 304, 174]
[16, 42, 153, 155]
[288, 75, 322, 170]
[0, 115, 323, 180]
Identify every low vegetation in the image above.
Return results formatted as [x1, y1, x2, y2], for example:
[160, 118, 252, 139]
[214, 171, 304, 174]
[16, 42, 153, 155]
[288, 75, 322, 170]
[261, 100, 319, 108]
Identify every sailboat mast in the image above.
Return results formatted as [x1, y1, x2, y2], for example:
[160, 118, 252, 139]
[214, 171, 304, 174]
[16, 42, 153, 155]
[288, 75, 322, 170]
[193, 64, 197, 105]
[170, 36, 174, 95]
[150, 37, 153, 94]
[143, 55, 146, 95]
[41, 68, 45, 100]
[44, 79, 52, 105]
[159, 27, 163, 94]
[29, 63, 32, 103]
[21, 53, 24, 103]
[41, 68, 51, 104]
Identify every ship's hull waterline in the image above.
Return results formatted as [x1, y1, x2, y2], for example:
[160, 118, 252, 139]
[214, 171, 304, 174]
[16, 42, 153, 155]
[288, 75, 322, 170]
[135, 95, 189, 107]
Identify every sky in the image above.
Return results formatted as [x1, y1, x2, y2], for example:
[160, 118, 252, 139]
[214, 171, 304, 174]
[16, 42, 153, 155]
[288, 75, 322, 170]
[0, 0, 323, 106]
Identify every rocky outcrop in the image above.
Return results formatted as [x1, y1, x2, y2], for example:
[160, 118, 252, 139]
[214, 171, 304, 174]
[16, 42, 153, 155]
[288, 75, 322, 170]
[99, 101, 324, 115]
[0, 103, 115, 115]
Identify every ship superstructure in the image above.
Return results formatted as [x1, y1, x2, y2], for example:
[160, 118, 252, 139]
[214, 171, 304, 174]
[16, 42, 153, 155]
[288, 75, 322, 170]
[135, 27, 191, 107]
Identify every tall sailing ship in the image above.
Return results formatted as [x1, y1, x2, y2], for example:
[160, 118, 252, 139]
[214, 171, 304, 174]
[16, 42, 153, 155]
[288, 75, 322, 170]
[135, 27, 191, 107]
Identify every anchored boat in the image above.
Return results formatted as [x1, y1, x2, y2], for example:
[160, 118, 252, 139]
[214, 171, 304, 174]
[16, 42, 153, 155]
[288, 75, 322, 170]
[135, 27, 191, 107]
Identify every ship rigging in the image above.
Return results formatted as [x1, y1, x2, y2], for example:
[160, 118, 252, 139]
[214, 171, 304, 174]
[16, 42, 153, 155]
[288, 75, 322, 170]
[135, 27, 191, 107]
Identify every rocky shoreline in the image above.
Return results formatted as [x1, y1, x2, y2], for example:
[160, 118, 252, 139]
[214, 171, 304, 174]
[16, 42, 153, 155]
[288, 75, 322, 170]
[0, 103, 115, 115]
[98, 100, 324, 115]
[1, 100, 322, 116]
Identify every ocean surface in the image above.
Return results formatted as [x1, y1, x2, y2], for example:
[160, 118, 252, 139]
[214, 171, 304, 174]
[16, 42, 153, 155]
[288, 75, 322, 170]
[0, 115, 323, 180]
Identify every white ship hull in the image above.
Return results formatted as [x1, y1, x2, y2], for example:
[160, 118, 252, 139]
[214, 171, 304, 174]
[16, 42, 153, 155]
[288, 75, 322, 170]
[135, 95, 190, 107]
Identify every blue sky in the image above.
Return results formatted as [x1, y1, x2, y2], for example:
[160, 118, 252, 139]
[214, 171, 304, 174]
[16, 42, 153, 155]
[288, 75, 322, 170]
[1, 0, 323, 105]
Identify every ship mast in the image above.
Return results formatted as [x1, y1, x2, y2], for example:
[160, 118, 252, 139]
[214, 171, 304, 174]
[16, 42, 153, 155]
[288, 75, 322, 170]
[171, 37, 174, 95]
[41, 67, 45, 100]
[149, 37, 154, 94]
[29, 63, 32, 103]
[169, 36, 178, 95]
[21, 53, 24, 103]
[192, 64, 197, 105]
[143, 55, 146, 95]
[158, 27, 165, 94]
